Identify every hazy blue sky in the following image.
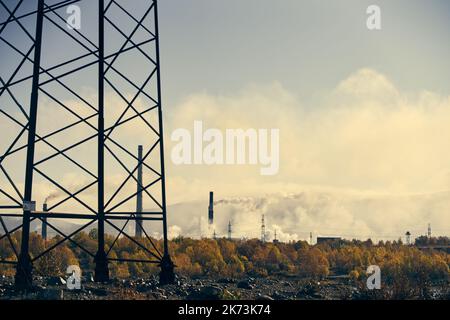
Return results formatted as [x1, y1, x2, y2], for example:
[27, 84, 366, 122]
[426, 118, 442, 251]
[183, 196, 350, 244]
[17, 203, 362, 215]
[157, 0, 450, 109]
[2, 0, 450, 108]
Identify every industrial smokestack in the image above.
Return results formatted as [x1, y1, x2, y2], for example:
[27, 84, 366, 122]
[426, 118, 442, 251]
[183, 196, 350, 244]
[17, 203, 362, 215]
[208, 191, 214, 225]
[135, 145, 143, 238]
[42, 203, 48, 240]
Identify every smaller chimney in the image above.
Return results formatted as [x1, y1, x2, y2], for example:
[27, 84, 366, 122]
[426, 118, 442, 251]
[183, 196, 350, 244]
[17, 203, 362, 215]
[42, 203, 48, 240]
[208, 192, 214, 225]
[135, 145, 143, 238]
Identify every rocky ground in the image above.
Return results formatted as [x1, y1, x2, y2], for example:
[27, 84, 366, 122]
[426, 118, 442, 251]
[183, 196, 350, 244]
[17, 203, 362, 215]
[0, 274, 448, 300]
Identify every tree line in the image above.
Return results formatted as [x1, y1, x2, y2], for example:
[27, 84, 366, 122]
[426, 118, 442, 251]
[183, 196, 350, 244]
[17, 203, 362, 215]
[1, 230, 448, 298]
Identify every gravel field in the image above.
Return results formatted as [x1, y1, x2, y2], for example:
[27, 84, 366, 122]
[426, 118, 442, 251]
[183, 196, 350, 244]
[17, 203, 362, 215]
[0, 274, 448, 300]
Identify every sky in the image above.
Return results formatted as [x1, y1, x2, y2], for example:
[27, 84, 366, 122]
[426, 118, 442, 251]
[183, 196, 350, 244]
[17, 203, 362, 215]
[158, 0, 450, 106]
[1, 0, 450, 241]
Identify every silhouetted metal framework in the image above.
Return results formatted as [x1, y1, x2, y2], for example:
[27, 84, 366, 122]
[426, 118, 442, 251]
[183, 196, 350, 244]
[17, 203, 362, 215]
[0, 0, 174, 289]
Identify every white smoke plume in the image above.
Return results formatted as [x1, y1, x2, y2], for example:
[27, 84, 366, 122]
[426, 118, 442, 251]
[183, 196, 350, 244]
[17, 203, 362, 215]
[166, 191, 450, 242]
[44, 191, 64, 204]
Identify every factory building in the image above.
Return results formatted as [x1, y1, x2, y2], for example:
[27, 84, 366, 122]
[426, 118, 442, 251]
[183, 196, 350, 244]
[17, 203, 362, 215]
[316, 237, 342, 245]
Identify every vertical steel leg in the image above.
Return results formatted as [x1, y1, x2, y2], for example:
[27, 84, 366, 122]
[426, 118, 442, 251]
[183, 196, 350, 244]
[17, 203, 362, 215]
[153, 0, 175, 285]
[15, 0, 45, 290]
[94, 0, 109, 282]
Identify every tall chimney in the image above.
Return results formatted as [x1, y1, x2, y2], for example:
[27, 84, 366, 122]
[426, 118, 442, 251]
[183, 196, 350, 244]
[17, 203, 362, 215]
[42, 203, 48, 240]
[135, 145, 143, 238]
[208, 191, 214, 225]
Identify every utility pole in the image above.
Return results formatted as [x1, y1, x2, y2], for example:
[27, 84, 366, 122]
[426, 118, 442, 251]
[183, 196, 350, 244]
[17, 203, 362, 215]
[427, 223, 431, 238]
[228, 221, 232, 240]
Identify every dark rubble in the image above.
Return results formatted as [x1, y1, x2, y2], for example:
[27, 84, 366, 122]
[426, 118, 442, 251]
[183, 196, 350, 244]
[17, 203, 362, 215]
[0, 274, 448, 300]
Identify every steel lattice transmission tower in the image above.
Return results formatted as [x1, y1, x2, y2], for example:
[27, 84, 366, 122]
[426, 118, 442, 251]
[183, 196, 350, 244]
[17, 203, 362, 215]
[0, 0, 174, 289]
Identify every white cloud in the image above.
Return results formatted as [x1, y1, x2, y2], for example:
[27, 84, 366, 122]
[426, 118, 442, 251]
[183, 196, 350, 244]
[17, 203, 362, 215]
[334, 68, 400, 102]
[168, 225, 182, 239]
[166, 68, 450, 201]
[2, 68, 450, 239]
[161, 68, 450, 239]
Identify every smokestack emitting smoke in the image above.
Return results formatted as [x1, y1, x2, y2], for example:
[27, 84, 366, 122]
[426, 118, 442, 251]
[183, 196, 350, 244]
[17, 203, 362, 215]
[208, 191, 214, 225]
[42, 203, 48, 240]
[135, 145, 144, 238]
[44, 191, 61, 204]
[42, 190, 63, 241]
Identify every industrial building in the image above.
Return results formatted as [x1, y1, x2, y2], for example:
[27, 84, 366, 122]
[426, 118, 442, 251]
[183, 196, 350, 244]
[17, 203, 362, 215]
[316, 237, 342, 245]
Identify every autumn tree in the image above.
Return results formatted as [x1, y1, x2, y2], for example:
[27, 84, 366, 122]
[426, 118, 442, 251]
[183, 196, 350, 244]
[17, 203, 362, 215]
[297, 247, 329, 279]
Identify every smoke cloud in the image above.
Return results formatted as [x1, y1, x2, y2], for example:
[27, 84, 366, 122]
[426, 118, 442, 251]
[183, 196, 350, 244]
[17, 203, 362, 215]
[163, 68, 450, 240]
[166, 191, 450, 242]
[44, 191, 64, 204]
[3, 68, 450, 240]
